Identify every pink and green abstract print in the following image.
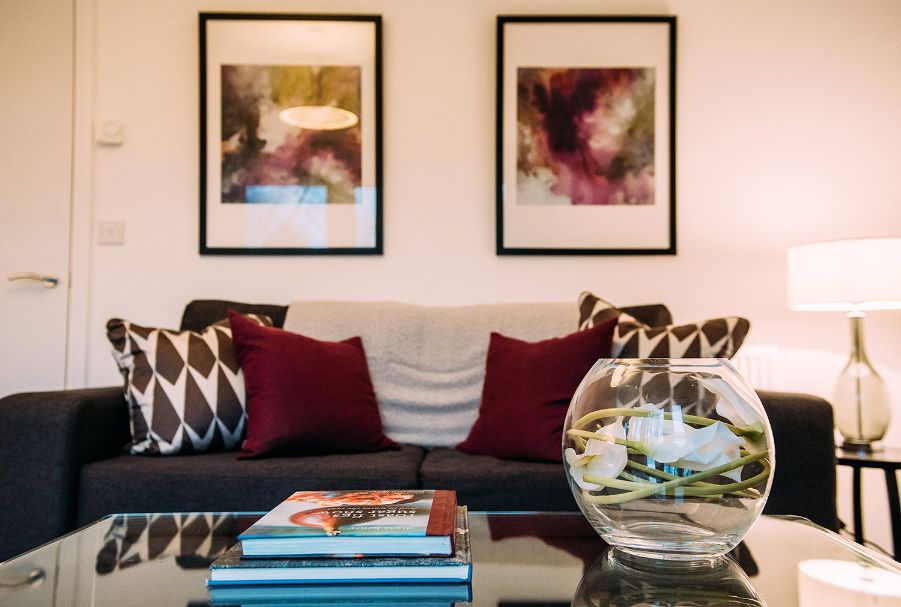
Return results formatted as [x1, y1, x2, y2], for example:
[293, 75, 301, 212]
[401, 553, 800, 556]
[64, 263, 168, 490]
[516, 67, 655, 206]
[220, 65, 362, 205]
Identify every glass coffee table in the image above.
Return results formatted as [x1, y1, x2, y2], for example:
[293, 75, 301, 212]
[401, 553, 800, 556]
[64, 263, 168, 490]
[1, 512, 899, 606]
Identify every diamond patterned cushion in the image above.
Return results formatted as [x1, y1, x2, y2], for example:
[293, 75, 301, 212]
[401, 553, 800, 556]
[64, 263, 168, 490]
[577, 291, 750, 358]
[106, 314, 272, 455]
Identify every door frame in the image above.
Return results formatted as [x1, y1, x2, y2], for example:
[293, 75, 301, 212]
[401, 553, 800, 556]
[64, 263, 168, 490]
[65, 0, 94, 388]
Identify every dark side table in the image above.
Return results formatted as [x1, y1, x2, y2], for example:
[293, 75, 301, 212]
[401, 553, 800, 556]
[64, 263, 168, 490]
[837, 446, 901, 560]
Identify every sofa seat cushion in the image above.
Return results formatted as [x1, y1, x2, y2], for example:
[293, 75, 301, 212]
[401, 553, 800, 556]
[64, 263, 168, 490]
[76, 445, 425, 526]
[419, 448, 578, 512]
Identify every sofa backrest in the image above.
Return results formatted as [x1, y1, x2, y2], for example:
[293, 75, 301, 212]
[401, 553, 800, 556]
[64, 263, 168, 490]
[181, 300, 288, 332]
[180, 300, 671, 332]
[179, 298, 673, 448]
[284, 301, 578, 448]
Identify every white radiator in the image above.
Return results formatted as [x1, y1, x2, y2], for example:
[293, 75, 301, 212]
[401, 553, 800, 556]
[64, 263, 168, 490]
[731, 345, 778, 389]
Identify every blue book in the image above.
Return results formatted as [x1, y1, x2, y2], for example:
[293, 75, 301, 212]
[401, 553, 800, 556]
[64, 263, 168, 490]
[208, 581, 472, 605]
[208, 508, 471, 586]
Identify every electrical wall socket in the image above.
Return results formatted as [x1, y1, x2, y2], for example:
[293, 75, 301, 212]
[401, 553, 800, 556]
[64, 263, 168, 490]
[97, 221, 125, 245]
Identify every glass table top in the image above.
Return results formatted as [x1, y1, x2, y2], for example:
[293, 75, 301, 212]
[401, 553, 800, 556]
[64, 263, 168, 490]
[1, 512, 899, 606]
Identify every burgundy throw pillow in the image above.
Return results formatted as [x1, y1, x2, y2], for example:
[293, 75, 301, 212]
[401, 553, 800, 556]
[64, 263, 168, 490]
[457, 318, 617, 462]
[228, 310, 396, 458]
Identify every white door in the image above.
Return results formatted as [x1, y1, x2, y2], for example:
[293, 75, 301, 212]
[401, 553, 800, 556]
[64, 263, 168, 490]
[0, 0, 74, 397]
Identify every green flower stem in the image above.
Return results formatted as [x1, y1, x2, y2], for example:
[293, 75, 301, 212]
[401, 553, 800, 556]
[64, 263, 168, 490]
[604, 468, 764, 499]
[566, 427, 758, 458]
[572, 408, 765, 441]
[579, 450, 770, 505]
[674, 459, 771, 497]
[625, 459, 760, 499]
[587, 460, 767, 499]
[566, 428, 651, 455]
[565, 430, 764, 498]
[588, 473, 645, 491]
[596, 472, 751, 496]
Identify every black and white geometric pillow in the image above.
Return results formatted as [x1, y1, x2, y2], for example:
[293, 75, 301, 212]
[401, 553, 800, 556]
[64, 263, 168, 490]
[577, 291, 750, 359]
[106, 314, 272, 455]
[95, 513, 242, 574]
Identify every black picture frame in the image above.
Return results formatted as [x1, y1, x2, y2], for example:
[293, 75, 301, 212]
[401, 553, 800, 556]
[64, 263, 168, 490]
[496, 15, 676, 255]
[199, 13, 383, 255]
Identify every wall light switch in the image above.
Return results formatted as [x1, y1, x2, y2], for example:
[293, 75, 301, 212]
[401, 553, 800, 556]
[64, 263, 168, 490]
[97, 221, 125, 245]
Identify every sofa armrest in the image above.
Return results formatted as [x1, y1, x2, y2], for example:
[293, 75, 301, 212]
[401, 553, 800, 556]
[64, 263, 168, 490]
[0, 386, 129, 561]
[757, 390, 838, 531]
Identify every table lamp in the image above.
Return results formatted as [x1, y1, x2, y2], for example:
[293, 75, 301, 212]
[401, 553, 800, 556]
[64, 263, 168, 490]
[787, 237, 901, 451]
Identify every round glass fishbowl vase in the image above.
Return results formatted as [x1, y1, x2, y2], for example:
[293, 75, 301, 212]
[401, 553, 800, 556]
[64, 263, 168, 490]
[563, 358, 775, 561]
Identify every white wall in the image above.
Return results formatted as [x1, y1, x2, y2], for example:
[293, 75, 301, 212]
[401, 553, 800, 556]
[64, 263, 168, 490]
[81, 0, 901, 550]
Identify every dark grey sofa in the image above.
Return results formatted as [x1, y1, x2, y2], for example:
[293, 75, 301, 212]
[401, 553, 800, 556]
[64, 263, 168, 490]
[0, 300, 838, 562]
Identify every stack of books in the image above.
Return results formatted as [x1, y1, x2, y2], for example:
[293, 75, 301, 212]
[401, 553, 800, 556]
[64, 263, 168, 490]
[208, 490, 472, 605]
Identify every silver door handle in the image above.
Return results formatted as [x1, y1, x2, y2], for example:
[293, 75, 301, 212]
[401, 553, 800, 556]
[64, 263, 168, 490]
[0, 567, 45, 588]
[7, 272, 59, 288]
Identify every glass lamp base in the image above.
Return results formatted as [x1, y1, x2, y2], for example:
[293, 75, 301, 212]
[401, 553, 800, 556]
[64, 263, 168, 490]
[833, 314, 891, 448]
[839, 438, 881, 453]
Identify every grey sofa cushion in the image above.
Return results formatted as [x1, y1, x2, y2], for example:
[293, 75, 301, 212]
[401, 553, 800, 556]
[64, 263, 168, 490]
[76, 445, 425, 526]
[419, 448, 578, 512]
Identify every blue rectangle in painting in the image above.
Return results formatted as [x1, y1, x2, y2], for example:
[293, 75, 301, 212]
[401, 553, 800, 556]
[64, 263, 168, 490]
[245, 185, 328, 204]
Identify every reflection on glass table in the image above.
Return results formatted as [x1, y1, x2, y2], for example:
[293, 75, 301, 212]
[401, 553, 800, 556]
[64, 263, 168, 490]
[572, 547, 764, 606]
[1, 512, 900, 606]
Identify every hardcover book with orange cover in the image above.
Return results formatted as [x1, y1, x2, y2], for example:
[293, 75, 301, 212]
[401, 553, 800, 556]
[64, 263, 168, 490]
[238, 490, 458, 557]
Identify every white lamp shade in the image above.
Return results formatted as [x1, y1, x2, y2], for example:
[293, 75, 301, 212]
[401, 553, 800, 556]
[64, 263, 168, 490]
[797, 559, 901, 606]
[787, 237, 901, 312]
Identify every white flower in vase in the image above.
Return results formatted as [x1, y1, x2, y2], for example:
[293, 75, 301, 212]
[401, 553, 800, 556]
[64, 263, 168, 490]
[627, 406, 744, 482]
[565, 420, 628, 490]
[698, 376, 767, 447]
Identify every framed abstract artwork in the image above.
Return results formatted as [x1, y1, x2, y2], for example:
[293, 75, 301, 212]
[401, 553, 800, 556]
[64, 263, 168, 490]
[496, 16, 676, 255]
[199, 13, 382, 255]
